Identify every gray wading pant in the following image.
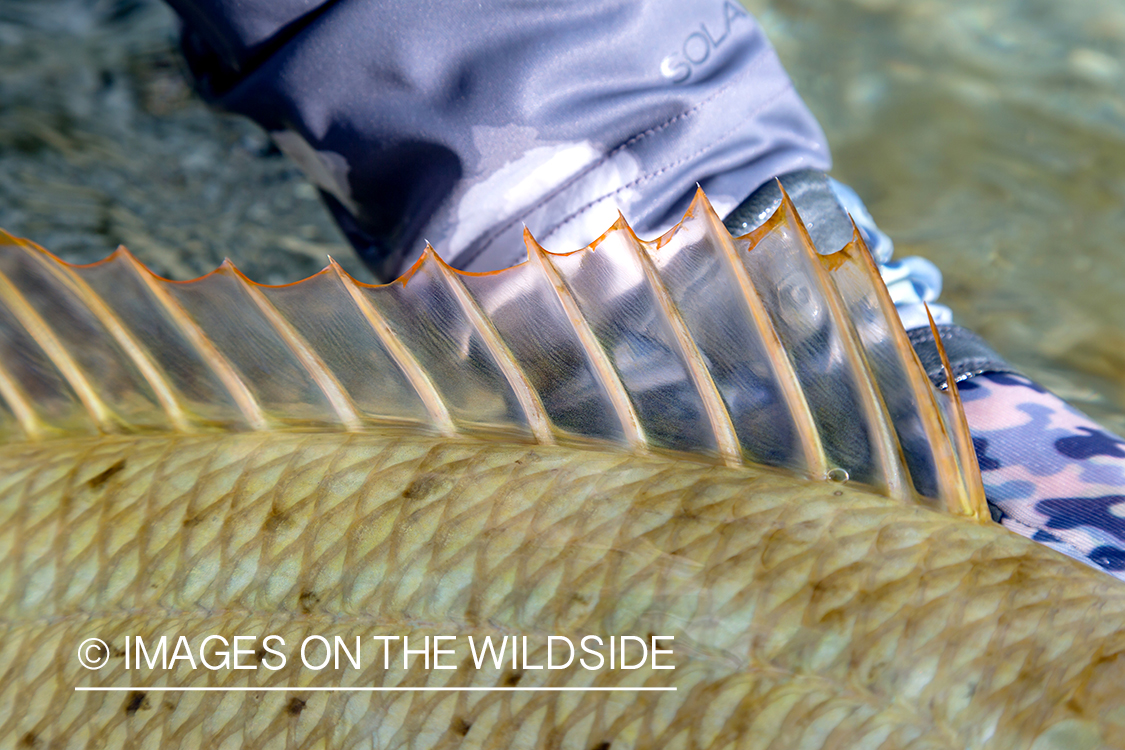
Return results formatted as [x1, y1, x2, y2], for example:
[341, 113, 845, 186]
[168, 0, 831, 281]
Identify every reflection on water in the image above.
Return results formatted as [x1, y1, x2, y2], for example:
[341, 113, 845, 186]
[745, 0, 1125, 432]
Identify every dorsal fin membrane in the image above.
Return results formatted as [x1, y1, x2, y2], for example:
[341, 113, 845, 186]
[648, 192, 824, 473]
[523, 229, 646, 449]
[736, 185, 909, 497]
[818, 224, 969, 513]
[0, 194, 985, 515]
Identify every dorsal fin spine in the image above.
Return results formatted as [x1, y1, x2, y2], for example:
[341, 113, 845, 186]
[926, 305, 989, 521]
[0, 257, 115, 432]
[229, 264, 362, 430]
[526, 230, 647, 451]
[705, 192, 827, 477]
[777, 186, 910, 500]
[118, 250, 268, 431]
[330, 259, 456, 436]
[835, 223, 970, 511]
[25, 242, 190, 432]
[428, 248, 554, 444]
[0, 356, 41, 440]
[619, 210, 741, 466]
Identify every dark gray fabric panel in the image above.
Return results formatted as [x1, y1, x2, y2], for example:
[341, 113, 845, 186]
[723, 168, 855, 254]
[908, 324, 1019, 389]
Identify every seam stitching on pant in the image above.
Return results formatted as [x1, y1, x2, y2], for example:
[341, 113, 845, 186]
[537, 77, 793, 248]
[459, 46, 777, 267]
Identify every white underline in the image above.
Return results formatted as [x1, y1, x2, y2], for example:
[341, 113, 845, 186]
[75, 686, 676, 692]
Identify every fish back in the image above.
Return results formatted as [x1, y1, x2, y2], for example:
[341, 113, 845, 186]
[0, 189, 983, 516]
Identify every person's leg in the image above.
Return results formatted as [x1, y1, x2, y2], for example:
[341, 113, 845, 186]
[167, 0, 830, 281]
[959, 373, 1125, 576]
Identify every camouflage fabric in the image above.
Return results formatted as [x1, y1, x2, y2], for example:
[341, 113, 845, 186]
[962, 372, 1125, 580]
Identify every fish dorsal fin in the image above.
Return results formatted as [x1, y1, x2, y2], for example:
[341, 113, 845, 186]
[0, 192, 984, 516]
[816, 219, 978, 514]
[925, 304, 990, 520]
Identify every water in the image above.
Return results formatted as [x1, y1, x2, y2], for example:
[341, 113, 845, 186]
[1, 0, 1122, 430]
[0, 0, 371, 286]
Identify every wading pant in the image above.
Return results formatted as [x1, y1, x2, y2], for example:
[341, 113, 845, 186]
[168, 0, 830, 280]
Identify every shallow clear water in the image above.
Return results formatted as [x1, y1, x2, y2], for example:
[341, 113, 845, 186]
[1, 0, 1122, 431]
[0, 0, 371, 286]
[746, 0, 1125, 432]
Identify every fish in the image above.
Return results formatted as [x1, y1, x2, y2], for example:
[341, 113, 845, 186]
[0, 188, 1122, 750]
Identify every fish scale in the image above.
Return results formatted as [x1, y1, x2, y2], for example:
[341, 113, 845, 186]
[0, 189, 1123, 748]
[2, 432, 1124, 748]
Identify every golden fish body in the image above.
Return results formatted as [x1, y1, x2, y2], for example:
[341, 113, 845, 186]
[3, 430, 1125, 749]
[0, 190, 1123, 748]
